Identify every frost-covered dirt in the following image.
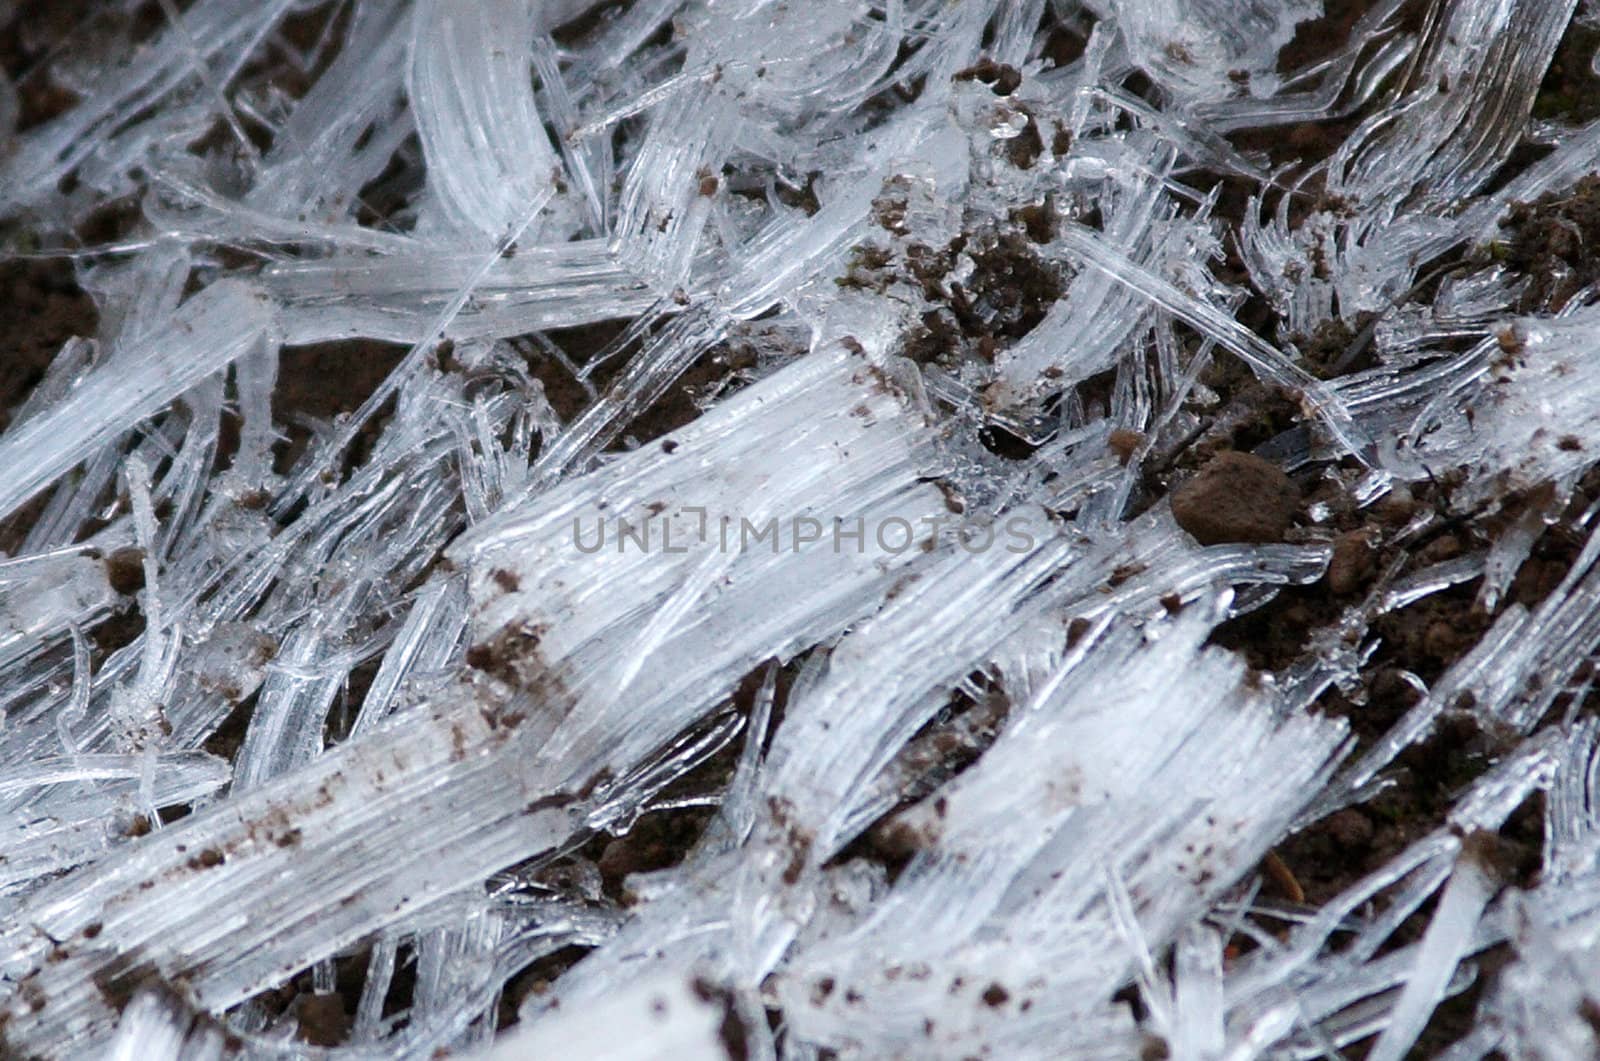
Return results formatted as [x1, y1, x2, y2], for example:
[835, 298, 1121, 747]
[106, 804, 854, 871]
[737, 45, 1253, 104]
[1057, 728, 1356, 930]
[3, 0, 1600, 1057]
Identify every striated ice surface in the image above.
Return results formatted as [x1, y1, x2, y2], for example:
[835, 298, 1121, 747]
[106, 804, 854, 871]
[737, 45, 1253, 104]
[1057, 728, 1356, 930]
[1, 0, 1600, 1057]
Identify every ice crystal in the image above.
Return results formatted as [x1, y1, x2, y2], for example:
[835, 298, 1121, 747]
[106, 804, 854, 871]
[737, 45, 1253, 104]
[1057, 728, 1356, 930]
[0, 0, 1598, 1057]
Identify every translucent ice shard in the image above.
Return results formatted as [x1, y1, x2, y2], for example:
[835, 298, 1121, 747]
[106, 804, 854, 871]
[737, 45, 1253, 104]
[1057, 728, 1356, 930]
[1103, 0, 1320, 105]
[759, 604, 1347, 1058]
[480, 970, 735, 1061]
[1367, 837, 1500, 1061]
[3, 0, 1600, 1054]
[0, 282, 275, 522]
[107, 987, 225, 1061]
[0, 341, 946, 1053]
[455, 341, 948, 778]
[407, 0, 560, 243]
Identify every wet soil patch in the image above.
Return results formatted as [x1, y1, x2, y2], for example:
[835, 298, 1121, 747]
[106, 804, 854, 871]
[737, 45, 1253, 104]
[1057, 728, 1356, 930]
[1498, 173, 1600, 312]
[270, 338, 409, 475]
[0, 258, 98, 434]
[1533, 15, 1600, 124]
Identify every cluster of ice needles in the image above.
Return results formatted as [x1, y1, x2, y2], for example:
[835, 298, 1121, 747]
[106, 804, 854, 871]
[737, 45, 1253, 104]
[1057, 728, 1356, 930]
[7, 0, 1600, 1056]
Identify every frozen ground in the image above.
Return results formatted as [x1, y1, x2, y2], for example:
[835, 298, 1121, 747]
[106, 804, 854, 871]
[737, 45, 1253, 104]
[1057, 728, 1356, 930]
[2, 0, 1600, 1056]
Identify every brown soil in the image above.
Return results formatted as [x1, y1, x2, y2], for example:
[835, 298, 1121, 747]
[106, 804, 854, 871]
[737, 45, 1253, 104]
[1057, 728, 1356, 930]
[1222, 0, 1421, 172]
[1277, 0, 1382, 78]
[1170, 450, 1301, 545]
[0, 0, 111, 132]
[497, 945, 589, 1029]
[628, 336, 761, 445]
[1532, 17, 1600, 124]
[0, 258, 98, 434]
[590, 665, 793, 905]
[1208, 469, 1600, 1051]
[854, 202, 1066, 375]
[1190, 276, 1600, 1048]
[595, 804, 718, 900]
[1289, 314, 1380, 379]
[270, 339, 409, 475]
[837, 682, 1011, 885]
[1498, 173, 1600, 312]
[275, 340, 410, 424]
[1189, 357, 1303, 461]
[524, 321, 630, 423]
[293, 992, 351, 1047]
[218, 955, 362, 1048]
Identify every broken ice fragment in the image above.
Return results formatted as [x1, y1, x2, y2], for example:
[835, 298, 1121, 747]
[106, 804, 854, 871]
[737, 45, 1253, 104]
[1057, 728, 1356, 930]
[480, 971, 736, 1061]
[0, 282, 275, 521]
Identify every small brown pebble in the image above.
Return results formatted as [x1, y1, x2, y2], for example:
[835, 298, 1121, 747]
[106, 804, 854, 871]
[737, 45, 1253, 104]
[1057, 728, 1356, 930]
[1107, 562, 1144, 587]
[868, 816, 935, 863]
[1065, 616, 1091, 647]
[1417, 533, 1462, 565]
[1325, 530, 1375, 595]
[295, 993, 351, 1047]
[434, 338, 460, 373]
[1107, 428, 1145, 466]
[1375, 490, 1416, 526]
[104, 547, 146, 596]
[1140, 1034, 1173, 1061]
[981, 983, 1010, 1007]
[1169, 451, 1300, 546]
[189, 847, 224, 869]
[1324, 809, 1374, 850]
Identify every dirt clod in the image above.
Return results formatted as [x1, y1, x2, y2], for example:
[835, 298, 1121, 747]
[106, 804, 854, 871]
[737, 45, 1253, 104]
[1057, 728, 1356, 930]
[1500, 174, 1600, 312]
[1170, 451, 1300, 546]
[980, 982, 1009, 1007]
[104, 547, 147, 596]
[1325, 530, 1375, 594]
[954, 58, 1022, 95]
[1108, 428, 1145, 466]
[295, 992, 351, 1047]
